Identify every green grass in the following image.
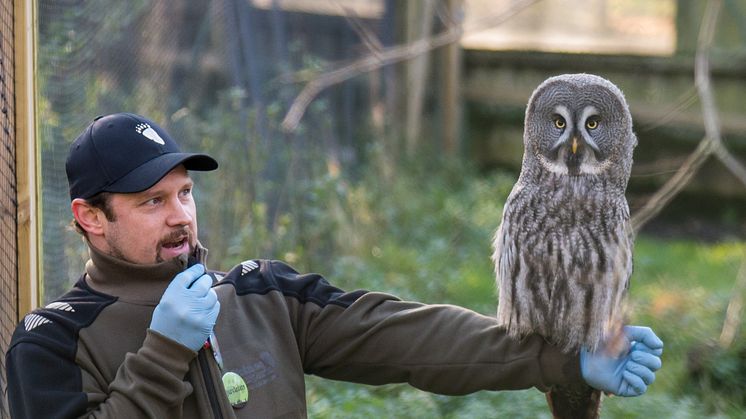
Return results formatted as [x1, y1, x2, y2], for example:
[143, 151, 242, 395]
[303, 235, 745, 418]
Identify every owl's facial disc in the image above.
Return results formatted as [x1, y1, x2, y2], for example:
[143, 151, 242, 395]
[542, 105, 607, 176]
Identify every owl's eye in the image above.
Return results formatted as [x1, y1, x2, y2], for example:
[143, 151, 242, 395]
[554, 117, 566, 129]
[586, 119, 598, 130]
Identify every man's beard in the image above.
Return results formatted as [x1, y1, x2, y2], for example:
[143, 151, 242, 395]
[107, 226, 194, 264]
[155, 227, 195, 263]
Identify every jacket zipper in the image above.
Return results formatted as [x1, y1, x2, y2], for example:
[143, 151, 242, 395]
[198, 348, 224, 419]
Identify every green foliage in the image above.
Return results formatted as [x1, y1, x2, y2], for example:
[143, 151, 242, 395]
[275, 160, 744, 418]
[682, 341, 746, 415]
[192, 136, 745, 417]
[629, 237, 746, 418]
[315, 156, 516, 313]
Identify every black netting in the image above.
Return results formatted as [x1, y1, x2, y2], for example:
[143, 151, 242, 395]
[37, 0, 395, 302]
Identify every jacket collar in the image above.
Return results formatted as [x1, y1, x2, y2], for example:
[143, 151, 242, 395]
[84, 241, 209, 304]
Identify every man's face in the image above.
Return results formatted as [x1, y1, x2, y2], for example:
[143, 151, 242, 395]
[101, 165, 199, 264]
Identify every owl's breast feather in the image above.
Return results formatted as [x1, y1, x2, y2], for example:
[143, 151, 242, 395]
[494, 180, 632, 352]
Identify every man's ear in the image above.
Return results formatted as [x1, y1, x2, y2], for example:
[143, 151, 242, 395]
[71, 198, 106, 237]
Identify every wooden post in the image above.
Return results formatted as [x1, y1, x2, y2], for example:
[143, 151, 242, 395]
[15, 0, 39, 318]
[404, 0, 435, 155]
[440, 0, 462, 155]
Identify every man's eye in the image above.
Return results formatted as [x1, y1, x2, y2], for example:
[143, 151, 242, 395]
[145, 197, 162, 206]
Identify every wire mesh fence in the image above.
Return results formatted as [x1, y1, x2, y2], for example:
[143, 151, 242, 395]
[0, 0, 15, 416]
[35, 0, 396, 303]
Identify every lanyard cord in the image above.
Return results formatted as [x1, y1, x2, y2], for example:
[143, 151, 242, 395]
[203, 332, 225, 370]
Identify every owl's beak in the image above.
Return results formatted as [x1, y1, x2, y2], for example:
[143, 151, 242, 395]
[571, 137, 579, 154]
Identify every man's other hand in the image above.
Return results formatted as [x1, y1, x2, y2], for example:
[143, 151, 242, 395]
[580, 325, 663, 397]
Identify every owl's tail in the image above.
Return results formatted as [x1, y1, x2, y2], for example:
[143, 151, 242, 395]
[546, 384, 602, 419]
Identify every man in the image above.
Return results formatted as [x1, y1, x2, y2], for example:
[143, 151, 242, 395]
[6, 113, 663, 418]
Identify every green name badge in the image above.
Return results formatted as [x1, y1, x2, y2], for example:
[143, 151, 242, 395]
[222, 371, 249, 409]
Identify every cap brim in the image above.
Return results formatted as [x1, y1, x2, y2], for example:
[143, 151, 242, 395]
[103, 153, 218, 194]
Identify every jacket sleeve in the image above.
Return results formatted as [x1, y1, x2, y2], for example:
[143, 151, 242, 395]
[6, 328, 196, 419]
[268, 261, 583, 395]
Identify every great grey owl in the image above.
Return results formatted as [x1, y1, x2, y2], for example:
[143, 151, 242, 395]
[492, 74, 636, 418]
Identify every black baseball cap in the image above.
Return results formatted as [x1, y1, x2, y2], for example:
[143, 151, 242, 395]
[66, 112, 218, 200]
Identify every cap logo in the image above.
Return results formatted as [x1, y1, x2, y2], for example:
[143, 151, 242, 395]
[135, 122, 165, 145]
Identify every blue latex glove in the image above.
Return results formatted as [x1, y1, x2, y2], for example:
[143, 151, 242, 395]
[150, 264, 221, 351]
[580, 325, 663, 397]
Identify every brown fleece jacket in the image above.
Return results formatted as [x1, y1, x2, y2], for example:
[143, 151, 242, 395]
[6, 244, 582, 418]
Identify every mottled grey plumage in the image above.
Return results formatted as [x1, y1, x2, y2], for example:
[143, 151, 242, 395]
[492, 74, 637, 418]
[493, 73, 636, 353]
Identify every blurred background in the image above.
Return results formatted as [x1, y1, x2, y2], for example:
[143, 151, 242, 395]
[28, 0, 746, 417]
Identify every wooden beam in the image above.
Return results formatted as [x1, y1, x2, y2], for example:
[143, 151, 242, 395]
[15, 0, 39, 319]
[404, 0, 435, 155]
[440, 0, 462, 155]
[464, 49, 746, 80]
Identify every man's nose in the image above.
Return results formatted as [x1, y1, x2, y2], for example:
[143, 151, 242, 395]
[166, 199, 193, 226]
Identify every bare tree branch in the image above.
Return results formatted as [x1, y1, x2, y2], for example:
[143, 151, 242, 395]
[281, 0, 541, 132]
[691, 0, 746, 188]
[633, 0, 746, 233]
[627, 0, 746, 345]
[695, 1, 723, 148]
[631, 138, 715, 231]
[639, 86, 698, 132]
[631, 0, 723, 233]
[712, 143, 746, 188]
[433, 0, 459, 28]
[340, 5, 384, 57]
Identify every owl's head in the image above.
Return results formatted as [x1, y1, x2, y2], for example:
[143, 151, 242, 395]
[522, 74, 636, 186]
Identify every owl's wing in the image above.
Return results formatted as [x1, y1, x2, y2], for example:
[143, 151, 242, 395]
[492, 184, 528, 336]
